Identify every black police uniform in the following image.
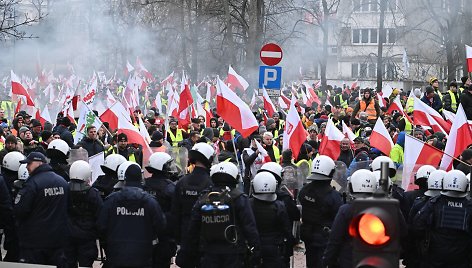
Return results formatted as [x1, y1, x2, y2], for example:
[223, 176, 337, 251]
[49, 159, 71, 182]
[276, 187, 300, 266]
[93, 173, 119, 200]
[250, 197, 294, 268]
[171, 166, 212, 244]
[97, 183, 167, 267]
[298, 180, 343, 268]
[180, 186, 261, 268]
[66, 180, 103, 268]
[403, 195, 430, 268]
[413, 194, 472, 268]
[0, 175, 13, 261]
[14, 163, 69, 267]
[1, 168, 21, 262]
[402, 187, 426, 221]
[144, 171, 177, 268]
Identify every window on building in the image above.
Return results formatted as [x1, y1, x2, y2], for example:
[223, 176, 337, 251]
[352, 63, 359, 78]
[370, 29, 378, 43]
[353, 0, 361, 12]
[371, 1, 378, 11]
[368, 63, 377, 78]
[388, 29, 396, 43]
[388, 0, 398, 11]
[360, 0, 370, 12]
[361, 29, 369, 43]
[360, 63, 368, 78]
[353, 29, 360, 43]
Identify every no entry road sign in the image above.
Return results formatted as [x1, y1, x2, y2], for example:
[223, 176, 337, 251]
[260, 43, 283, 66]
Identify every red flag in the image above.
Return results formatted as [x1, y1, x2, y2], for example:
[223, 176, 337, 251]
[226, 65, 249, 91]
[466, 45, 472, 72]
[414, 96, 451, 134]
[440, 104, 472, 170]
[15, 97, 22, 114]
[278, 92, 291, 109]
[11, 71, 35, 106]
[319, 119, 345, 160]
[262, 87, 277, 117]
[402, 134, 444, 190]
[282, 96, 307, 159]
[351, 79, 358, 89]
[303, 82, 321, 106]
[387, 95, 403, 114]
[216, 78, 258, 138]
[369, 117, 394, 156]
[342, 121, 356, 143]
[177, 75, 193, 129]
[100, 102, 131, 131]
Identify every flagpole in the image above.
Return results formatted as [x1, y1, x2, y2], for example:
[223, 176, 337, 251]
[229, 129, 244, 187]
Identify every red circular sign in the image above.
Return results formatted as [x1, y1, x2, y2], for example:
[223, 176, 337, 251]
[260, 43, 283, 66]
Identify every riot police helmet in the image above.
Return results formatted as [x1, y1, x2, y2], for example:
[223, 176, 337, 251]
[146, 152, 173, 174]
[349, 169, 377, 194]
[117, 161, 138, 181]
[308, 155, 336, 180]
[69, 160, 92, 182]
[415, 165, 436, 183]
[188, 142, 215, 168]
[258, 162, 284, 184]
[17, 163, 29, 181]
[47, 139, 70, 159]
[425, 169, 446, 197]
[101, 154, 127, 174]
[252, 171, 277, 201]
[210, 162, 239, 186]
[3, 151, 26, 172]
[441, 170, 468, 198]
[370, 156, 396, 178]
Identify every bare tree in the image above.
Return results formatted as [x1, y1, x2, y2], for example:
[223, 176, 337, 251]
[0, 0, 46, 40]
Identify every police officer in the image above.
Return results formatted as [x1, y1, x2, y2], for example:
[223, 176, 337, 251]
[144, 152, 177, 268]
[370, 155, 406, 205]
[413, 170, 472, 268]
[113, 161, 138, 192]
[12, 164, 29, 198]
[66, 160, 103, 268]
[97, 163, 167, 268]
[171, 142, 214, 245]
[298, 155, 343, 268]
[404, 169, 445, 268]
[14, 152, 69, 267]
[92, 154, 127, 199]
[403, 165, 436, 221]
[0, 169, 13, 261]
[46, 139, 71, 181]
[251, 171, 294, 268]
[178, 162, 261, 268]
[322, 169, 377, 267]
[1, 151, 25, 262]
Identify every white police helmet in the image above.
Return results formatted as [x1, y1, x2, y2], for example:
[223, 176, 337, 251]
[370, 156, 396, 177]
[373, 170, 392, 189]
[349, 169, 377, 194]
[17, 164, 29, 181]
[3, 151, 26, 172]
[69, 160, 92, 182]
[117, 161, 139, 181]
[101, 154, 127, 174]
[308, 155, 335, 180]
[424, 170, 446, 197]
[415, 165, 436, 182]
[146, 152, 173, 172]
[252, 171, 277, 202]
[258, 162, 284, 183]
[189, 142, 215, 167]
[210, 162, 239, 185]
[47, 139, 70, 157]
[441, 170, 468, 198]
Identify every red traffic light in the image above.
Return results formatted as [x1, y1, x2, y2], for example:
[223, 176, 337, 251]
[358, 213, 390, 245]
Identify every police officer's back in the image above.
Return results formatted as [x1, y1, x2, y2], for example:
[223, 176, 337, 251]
[97, 163, 166, 267]
[298, 155, 343, 268]
[0, 171, 13, 261]
[66, 160, 103, 268]
[251, 172, 294, 268]
[14, 152, 69, 267]
[413, 170, 472, 268]
[171, 142, 214, 244]
[322, 169, 376, 268]
[46, 139, 71, 181]
[92, 154, 127, 199]
[144, 152, 177, 268]
[177, 162, 261, 268]
[403, 165, 436, 221]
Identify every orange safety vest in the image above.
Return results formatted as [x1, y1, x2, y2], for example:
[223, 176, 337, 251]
[359, 99, 377, 120]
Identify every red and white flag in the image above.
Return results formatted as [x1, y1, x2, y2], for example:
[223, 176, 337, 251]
[216, 77, 258, 138]
[351, 79, 358, 89]
[283, 96, 307, 160]
[369, 117, 394, 156]
[466, 45, 472, 72]
[303, 82, 321, 106]
[135, 57, 153, 80]
[382, 84, 393, 99]
[440, 104, 472, 170]
[177, 74, 193, 129]
[278, 92, 291, 109]
[387, 95, 403, 114]
[226, 65, 249, 91]
[11, 70, 35, 106]
[402, 134, 444, 190]
[442, 109, 456, 124]
[319, 118, 345, 160]
[160, 71, 174, 86]
[254, 139, 272, 163]
[37, 105, 52, 125]
[125, 61, 134, 75]
[342, 121, 356, 143]
[262, 87, 277, 117]
[414, 96, 451, 134]
[100, 101, 132, 131]
[377, 93, 386, 108]
[106, 88, 117, 107]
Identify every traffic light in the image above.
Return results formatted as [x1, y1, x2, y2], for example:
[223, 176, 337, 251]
[349, 197, 400, 268]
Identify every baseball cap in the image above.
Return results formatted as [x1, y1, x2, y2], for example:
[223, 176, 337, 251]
[20, 152, 47, 164]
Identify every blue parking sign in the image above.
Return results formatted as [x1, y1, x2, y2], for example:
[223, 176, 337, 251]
[258, 66, 282, 89]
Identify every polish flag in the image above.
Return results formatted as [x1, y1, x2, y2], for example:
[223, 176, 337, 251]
[387, 95, 404, 114]
[319, 118, 345, 160]
[178, 75, 193, 129]
[300, 87, 309, 106]
[351, 79, 358, 89]
[160, 71, 174, 86]
[440, 104, 472, 170]
[37, 105, 52, 125]
[283, 96, 307, 160]
[100, 101, 132, 131]
[106, 88, 117, 107]
[216, 77, 258, 138]
[342, 121, 356, 143]
[414, 96, 451, 134]
[135, 57, 153, 80]
[154, 92, 163, 115]
[250, 90, 257, 108]
[377, 93, 386, 108]
[402, 134, 444, 190]
[442, 109, 456, 124]
[466, 45, 472, 72]
[382, 84, 393, 99]
[278, 92, 291, 109]
[43, 83, 56, 103]
[167, 84, 180, 119]
[254, 139, 272, 163]
[303, 82, 321, 106]
[138, 116, 152, 143]
[226, 65, 249, 91]
[205, 82, 213, 101]
[262, 87, 277, 117]
[11, 70, 35, 106]
[125, 61, 134, 76]
[369, 117, 394, 156]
